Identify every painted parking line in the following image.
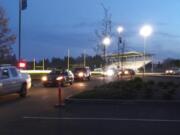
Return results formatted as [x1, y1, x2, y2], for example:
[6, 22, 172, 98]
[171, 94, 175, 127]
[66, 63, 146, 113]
[23, 116, 180, 123]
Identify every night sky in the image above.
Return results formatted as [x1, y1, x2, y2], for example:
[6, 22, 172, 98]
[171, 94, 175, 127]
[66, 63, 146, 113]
[1, 0, 180, 61]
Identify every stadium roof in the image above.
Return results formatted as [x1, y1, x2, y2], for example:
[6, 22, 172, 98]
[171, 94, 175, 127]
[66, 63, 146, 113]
[107, 51, 154, 58]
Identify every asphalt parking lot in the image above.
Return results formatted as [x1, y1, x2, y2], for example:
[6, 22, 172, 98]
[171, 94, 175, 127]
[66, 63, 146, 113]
[1, 75, 180, 135]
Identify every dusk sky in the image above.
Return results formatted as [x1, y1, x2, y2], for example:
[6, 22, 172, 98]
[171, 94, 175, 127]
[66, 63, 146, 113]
[0, 0, 180, 61]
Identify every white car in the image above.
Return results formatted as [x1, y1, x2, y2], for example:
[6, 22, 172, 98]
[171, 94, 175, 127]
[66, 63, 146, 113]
[165, 68, 180, 75]
[0, 65, 31, 97]
[20, 72, 32, 89]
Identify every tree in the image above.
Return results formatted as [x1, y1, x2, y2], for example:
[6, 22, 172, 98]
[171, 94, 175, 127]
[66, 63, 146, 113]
[94, 4, 112, 55]
[0, 6, 16, 63]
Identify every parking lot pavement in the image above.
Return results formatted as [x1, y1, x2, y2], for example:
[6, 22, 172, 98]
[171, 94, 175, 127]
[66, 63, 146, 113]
[1, 76, 180, 135]
[1, 102, 180, 135]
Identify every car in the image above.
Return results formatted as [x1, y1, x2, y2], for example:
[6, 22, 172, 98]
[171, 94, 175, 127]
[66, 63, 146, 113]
[118, 69, 135, 76]
[21, 72, 32, 89]
[42, 69, 74, 87]
[0, 65, 30, 97]
[165, 68, 180, 75]
[73, 67, 91, 81]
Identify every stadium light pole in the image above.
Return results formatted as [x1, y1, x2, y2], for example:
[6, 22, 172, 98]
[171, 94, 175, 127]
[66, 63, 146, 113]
[102, 37, 111, 65]
[140, 25, 153, 76]
[117, 26, 124, 70]
[102, 37, 111, 80]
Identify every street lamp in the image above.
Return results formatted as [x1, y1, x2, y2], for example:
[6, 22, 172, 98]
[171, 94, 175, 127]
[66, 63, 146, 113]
[139, 25, 153, 76]
[117, 26, 124, 70]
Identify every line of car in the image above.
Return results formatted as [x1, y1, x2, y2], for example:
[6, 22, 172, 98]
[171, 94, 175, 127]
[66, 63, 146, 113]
[41, 67, 91, 87]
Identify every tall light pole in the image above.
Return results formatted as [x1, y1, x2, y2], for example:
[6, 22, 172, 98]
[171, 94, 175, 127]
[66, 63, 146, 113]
[102, 37, 111, 80]
[117, 26, 124, 70]
[102, 37, 111, 66]
[19, 0, 22, 61]
[140, 25, 153, 76]
[19, 0, 27, 61]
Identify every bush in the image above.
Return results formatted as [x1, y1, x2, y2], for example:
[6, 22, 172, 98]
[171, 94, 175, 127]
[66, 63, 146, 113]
[161, 89, 176, 100]
[72, 78, 178, 100]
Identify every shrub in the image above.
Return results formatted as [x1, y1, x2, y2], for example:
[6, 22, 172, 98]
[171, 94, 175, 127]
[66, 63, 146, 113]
[161, 89, 176, 100]
[147, 80, 155, 86]
[133, 77, 143, 83]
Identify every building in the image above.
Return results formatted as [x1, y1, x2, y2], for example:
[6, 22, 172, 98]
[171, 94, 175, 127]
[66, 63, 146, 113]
[106, 51, 154, 72]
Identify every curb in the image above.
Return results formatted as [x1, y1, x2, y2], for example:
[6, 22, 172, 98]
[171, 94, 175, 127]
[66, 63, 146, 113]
[65, 98, 180, 104]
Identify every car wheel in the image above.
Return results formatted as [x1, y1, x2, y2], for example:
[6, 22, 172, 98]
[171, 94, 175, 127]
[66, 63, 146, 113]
[61, 82, 65, 87]
[43, 84, 48, 87]
[19, 84, 27, 98]
[70, 82, 73, 85]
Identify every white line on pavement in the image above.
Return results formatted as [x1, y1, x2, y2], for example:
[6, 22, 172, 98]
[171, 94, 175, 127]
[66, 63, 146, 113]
[23, 116, 180, 123]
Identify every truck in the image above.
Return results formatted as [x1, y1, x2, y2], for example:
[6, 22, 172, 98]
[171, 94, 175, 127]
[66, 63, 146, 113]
[0, 65, 31, 97]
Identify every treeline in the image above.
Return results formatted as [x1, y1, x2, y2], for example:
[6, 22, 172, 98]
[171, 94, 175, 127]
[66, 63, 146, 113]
[27, 55, 105, 70]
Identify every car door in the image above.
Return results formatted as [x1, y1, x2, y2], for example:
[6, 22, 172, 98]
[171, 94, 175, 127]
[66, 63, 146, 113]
[9, 68, 22, 92]
[0, 68, 14, 95]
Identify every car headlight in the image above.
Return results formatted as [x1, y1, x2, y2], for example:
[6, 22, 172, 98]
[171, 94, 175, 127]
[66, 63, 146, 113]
[165, 70, 169, 74]
[118, 71, 122, 75]
[41, 76, 47, 81]
[78, 72, 84, 77]
[106, 69, 114, 76]
[56, 76, 64, 81]
[170, 70, 174, 73]
[124, 70, 129, 75]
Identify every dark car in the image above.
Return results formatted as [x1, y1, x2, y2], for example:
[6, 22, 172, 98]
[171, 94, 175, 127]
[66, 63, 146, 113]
[73, 67, 91, 81]
[118, 69, 135, 76]
[42, 70, 74, 87]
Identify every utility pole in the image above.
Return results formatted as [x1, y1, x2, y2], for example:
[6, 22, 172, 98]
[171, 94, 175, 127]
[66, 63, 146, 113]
[43, 59, 45, 70]
[117, 37, 122, 69]
[84, 50, 86, 67]
[121, 40, 125, 71]
[33, 58, 36, 70]
[67, 49, 70, 70]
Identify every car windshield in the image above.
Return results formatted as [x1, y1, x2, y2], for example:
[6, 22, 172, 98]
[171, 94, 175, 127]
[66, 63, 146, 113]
[74, 68, 86, 72]
[60, 72, 68, 76]
[49, 70, 61, 75]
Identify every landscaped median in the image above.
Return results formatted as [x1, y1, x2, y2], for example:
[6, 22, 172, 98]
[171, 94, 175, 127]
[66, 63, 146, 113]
[70, 77, 180, 101]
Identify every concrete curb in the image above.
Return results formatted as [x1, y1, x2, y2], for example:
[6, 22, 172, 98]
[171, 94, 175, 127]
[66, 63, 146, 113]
[65, 98, 180, 104]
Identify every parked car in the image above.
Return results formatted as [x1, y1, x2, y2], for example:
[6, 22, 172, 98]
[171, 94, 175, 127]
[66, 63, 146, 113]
[21, 72, 32, 89]
[42, 70, 74, 87]
[165, 68, 180, 75]
[0, 65, 30, 97]
[73, 67, 91, 81]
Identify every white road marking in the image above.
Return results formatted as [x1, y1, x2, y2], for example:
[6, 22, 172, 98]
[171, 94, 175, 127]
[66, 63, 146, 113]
[23, 116, 180, 123]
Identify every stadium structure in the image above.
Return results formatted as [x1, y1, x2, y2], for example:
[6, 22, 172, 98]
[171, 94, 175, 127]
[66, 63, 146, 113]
[106, 51, 154, 72]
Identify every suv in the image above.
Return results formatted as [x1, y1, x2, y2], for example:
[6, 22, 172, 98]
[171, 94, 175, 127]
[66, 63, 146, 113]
[73, 67, 91, 81]
[42, 70, 74, 87]
[0, 65, 30, 97]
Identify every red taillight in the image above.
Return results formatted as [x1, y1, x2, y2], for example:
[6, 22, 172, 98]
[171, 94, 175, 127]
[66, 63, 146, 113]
[17, 61, 27, 69]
